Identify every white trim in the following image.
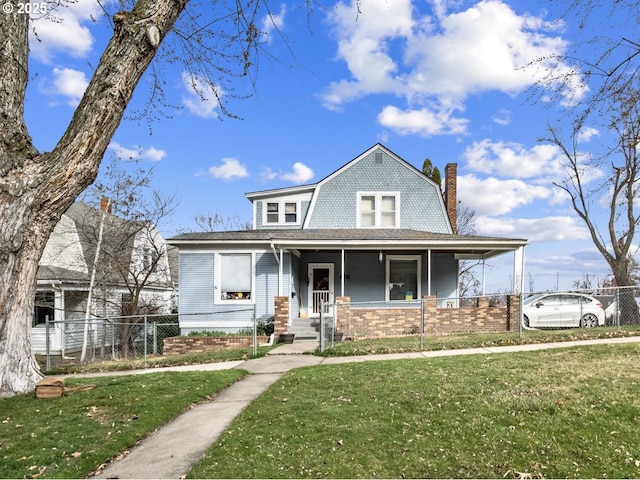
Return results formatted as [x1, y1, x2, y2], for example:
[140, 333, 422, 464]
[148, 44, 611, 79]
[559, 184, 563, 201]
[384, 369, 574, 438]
[307, 263, 334, 317]
[214, 251, 255, 305]
[356, 191, 400, 228]
[262, 200, 302, 226]
[385, 255, 421, 301]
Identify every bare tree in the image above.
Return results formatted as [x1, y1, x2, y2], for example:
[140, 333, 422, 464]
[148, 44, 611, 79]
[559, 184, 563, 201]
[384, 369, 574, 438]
[541, 1, 640, 122]
[193, 211, 251, 232]
[77, 159, 177, 359]
[544, 81, 640, 321]
[456, 201, 485, 297]
[0, 0, 279, 396]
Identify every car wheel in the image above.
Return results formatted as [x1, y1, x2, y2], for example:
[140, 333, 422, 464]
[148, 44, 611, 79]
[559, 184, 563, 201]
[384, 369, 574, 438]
[580, 313, 598, 328]
[523, 315, 530, 328]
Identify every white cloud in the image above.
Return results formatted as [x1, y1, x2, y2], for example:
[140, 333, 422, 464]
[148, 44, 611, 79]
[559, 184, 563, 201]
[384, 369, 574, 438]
[30, 1, 99, 62]
[458, 174, 552, 216]
[52, 68, 88, 106]
[377, 103, 469, 137]
[323, 0, 586, 134]
[260, 167, 278, 182]
[492, 109, 511, 126]
[476, 216, 588, 242]
[462, 139, 564, 179]
[261, 3, 286, 43]
[527, 247, 609, 278]
[280, 162, 314, 184]
[108, 142, 167, 162]
[181, 72, 223, 118]
[199, 158, 249, 180]
[577, 126, 600, 143]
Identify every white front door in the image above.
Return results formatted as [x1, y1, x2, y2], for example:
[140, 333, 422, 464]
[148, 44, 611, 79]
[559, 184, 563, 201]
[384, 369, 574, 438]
[308, 263, 334, 317]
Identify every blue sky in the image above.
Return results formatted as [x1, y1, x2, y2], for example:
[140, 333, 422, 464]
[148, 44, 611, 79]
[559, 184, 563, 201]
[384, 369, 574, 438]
[24, 0, 631, 293]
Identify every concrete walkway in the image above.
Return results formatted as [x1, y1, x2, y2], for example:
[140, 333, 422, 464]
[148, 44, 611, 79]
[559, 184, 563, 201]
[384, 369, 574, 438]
[90, 336, 640, 479]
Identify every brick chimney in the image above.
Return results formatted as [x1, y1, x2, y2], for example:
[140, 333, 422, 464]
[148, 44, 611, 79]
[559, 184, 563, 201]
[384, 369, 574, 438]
[444, 163, 457, 234]
[100, 197, 112, 214]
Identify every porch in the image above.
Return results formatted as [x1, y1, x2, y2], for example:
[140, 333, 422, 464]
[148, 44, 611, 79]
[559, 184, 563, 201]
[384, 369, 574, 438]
[275, 295, 522, 340]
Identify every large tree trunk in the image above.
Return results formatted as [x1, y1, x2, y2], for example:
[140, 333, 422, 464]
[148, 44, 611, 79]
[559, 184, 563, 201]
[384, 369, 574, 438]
[0, 0, 188, 397]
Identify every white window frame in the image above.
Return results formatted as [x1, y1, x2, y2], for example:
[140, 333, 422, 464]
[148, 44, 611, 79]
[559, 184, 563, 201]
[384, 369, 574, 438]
[357, 192, 400, 228]
[385, 255, 421, 302]
[263, 200, 301, 226]
[215, 252, 255, 305]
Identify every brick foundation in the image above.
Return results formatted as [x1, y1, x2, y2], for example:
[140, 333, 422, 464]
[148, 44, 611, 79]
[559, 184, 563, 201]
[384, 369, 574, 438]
[334, 295, 521, 339]
[163, 335, 270, 355]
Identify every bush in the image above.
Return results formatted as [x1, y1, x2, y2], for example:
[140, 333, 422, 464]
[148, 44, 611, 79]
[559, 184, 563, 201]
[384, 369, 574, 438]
[257, 317, 274, 336]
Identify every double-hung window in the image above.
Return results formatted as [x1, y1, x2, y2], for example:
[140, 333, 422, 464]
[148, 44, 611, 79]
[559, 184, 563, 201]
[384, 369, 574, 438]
[264, 201, 299, 225]
[218, 253, 252, 302]
[357, 192, 399, 228]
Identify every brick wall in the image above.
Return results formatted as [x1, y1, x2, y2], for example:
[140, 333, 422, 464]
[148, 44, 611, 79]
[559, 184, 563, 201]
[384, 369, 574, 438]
[163, 335, 269, 355]
[273, 296, 289, 335]
[335, 295, 520, 339]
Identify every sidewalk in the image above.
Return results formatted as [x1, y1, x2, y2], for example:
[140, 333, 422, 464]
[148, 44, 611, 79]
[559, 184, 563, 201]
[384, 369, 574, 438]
[92, 336, 640, 479]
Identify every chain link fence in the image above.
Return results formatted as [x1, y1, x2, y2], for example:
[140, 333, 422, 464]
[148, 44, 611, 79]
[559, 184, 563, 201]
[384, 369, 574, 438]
[41, 308, 273, 371]
[317, 287, 640, 352]
[319, 299, 426, 352]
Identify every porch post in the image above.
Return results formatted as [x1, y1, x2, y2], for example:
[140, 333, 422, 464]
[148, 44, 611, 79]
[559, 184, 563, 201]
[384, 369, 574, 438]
[427, 249, 432, 296]
[278, 248, 283, 296]
[482, 259, 486, 296]
[513, 246, 525, 294]
[341, 249, 345, 296]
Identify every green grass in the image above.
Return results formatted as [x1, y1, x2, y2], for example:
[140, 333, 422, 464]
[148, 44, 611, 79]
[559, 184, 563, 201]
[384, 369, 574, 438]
[39, 344, 277, 375]
[319, 325, 640, 356]
[0, 370, 246, 479]
[189, 342, 640, 479]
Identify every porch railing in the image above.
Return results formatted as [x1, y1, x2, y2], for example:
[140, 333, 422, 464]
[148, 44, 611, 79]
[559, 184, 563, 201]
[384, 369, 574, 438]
[312, 290, 331, 315]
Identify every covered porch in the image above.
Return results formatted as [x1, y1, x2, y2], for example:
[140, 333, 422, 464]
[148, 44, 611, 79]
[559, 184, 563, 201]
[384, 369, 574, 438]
[267, 230, 527, 336]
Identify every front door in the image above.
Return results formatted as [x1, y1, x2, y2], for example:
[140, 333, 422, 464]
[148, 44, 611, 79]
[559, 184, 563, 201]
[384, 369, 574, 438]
[308, 263, 334, 317]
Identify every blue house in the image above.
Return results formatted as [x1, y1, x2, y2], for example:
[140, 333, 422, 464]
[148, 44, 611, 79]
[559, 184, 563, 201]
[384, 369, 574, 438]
[168, 144, 527, 337]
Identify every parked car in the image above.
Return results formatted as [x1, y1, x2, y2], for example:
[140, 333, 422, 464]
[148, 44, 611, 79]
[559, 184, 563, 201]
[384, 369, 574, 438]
[522, 293, 605, 328]
[603, 296, 640, 324]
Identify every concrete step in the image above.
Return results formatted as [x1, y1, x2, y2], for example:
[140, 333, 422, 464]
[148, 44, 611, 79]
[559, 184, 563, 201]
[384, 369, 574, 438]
[289, 318, 321, 340]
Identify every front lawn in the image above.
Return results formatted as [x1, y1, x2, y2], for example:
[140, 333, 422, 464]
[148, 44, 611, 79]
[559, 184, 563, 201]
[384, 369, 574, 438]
[189, 342, 640, 479]
[0, 370, 246, 479]
[319, 325, 640, 356]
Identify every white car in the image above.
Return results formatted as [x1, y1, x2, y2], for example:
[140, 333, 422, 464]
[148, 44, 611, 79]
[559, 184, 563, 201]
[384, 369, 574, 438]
[523, 293, 605, 328]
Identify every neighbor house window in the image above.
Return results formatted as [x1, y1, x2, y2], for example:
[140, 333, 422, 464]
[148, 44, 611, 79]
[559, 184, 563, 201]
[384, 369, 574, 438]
[220, 253, 252, 301]
[264, 201, 300, 225]
[358, 192, 399, 228]
[34, 291, 55, 326]
[386, 255, 420, 301]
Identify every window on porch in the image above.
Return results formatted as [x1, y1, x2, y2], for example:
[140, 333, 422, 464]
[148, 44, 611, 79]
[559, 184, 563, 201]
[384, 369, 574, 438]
[387, 255, 420, 301]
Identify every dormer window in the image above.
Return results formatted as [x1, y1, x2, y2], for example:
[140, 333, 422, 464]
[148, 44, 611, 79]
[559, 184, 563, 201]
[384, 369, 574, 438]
[264, 201, 299, 225]
[266, 202, 279, 223]
[357, 192, 399, 228]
